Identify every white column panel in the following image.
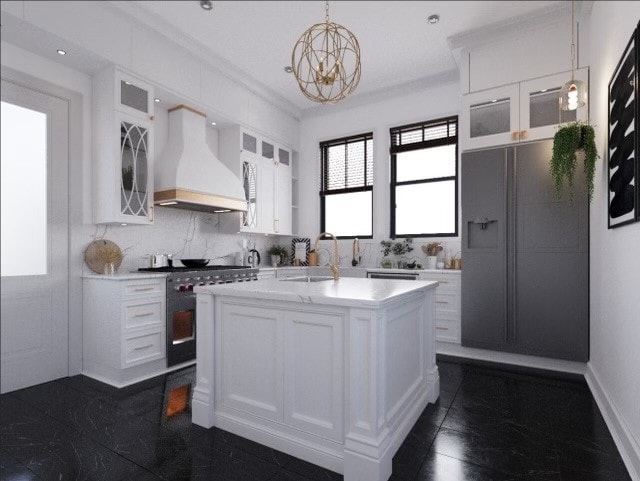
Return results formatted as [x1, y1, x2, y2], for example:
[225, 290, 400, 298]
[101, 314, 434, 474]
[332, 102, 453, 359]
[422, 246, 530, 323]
[283, 310, 344, 442]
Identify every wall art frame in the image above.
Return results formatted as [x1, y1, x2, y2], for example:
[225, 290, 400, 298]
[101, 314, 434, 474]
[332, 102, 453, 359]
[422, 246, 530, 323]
[608, 21, 639, 228]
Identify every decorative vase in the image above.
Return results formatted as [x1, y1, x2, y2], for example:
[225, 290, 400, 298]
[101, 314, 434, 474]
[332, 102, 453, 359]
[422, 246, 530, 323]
[426, 256, 437, 270]
[380, 256, 393, 268]
[308, 252, 318, 266]
[271, 255, 281, 267]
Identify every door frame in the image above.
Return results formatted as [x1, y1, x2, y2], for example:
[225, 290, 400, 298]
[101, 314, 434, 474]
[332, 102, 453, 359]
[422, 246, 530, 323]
[1, 66, 85, 376]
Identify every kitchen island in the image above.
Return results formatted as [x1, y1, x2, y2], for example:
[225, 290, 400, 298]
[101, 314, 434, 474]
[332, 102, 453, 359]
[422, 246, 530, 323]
[193, 277, 439, 481]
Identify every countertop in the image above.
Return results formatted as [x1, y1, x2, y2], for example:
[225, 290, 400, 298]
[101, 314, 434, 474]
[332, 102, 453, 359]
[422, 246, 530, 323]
[259, 266, 461, 275]
[195, 277, 438, 308]
[82, 272, 168, 280]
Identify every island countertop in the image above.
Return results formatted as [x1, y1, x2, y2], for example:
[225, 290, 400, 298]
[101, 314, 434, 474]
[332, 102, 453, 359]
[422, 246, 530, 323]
[194, 277, 438, 308]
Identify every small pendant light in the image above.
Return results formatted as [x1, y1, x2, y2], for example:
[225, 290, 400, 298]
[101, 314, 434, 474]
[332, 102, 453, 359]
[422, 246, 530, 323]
[559, 0, 587, 111]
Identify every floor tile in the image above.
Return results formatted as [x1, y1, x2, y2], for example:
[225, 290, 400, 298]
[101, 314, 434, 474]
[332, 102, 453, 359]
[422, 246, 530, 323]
[1, 361, 631, 481]
[415, 451, 561, 481]
[432, 426, 559, 478]
[1, 450, 43, 480]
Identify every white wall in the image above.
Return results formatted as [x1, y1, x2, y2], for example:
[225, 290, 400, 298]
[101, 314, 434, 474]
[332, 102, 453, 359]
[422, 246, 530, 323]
[588, 3, 640, 478]
[297, 81, 461, 267]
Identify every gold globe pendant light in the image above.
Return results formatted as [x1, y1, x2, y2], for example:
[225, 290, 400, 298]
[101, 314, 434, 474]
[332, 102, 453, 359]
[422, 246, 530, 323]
[559, 0, 587, 111]
[291, 1, 361, 104]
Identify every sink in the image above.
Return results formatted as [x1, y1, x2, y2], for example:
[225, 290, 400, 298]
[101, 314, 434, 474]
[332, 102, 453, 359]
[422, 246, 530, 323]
[281, 276, 334, 283]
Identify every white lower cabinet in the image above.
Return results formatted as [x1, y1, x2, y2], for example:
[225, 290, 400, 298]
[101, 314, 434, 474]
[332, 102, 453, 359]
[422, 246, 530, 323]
[217, 302, 344, 441]
[83, 275, 168, 387]
[419, 272, 461, 344]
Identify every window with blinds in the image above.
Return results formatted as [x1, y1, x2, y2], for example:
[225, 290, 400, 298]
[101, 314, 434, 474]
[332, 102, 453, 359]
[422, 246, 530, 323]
[320, 133, 373, 238]
[390, 116, 458, 237]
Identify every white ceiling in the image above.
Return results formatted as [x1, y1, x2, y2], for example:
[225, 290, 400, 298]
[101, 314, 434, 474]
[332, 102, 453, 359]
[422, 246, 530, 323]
[128, 0, 563, 111]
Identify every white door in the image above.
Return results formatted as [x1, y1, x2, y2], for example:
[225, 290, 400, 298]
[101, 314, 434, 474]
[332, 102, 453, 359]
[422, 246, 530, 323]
[1, 79, 69, 393]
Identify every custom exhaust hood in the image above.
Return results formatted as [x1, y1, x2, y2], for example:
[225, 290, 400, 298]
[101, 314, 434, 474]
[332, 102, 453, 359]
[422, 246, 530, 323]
[154, 105, 247, 213]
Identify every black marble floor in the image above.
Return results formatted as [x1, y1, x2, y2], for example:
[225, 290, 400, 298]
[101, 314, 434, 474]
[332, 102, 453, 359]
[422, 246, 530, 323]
[0, 360, 631, 481]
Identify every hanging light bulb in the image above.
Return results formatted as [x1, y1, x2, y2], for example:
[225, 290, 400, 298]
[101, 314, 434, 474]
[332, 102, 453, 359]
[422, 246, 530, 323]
[559, 0, 587, 111]
[291, 1, 361, 104]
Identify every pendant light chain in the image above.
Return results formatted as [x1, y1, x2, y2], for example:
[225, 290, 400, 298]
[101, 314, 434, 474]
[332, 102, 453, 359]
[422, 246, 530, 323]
[325, 0, 330, 24]
[570, 0, 576, 81]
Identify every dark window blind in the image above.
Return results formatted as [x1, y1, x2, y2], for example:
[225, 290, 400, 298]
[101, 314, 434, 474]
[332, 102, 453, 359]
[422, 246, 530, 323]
[390, 117, 457, 152]
[320, 133, 373, 194]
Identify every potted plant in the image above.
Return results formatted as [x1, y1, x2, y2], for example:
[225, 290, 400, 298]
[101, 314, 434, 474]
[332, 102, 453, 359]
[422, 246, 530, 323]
[551, 121, 598, 202]
[379, 240, 393, 268]
[421, 243, 443, 269]
[268, 245, 288, 267]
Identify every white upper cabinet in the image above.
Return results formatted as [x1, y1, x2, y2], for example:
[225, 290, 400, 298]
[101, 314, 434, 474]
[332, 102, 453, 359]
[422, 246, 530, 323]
[93, 67, 155, 225]
[219, 127, 293, 235]
[461, 83, 520, 150]
[115, 69, 155, 121]
[461, 68, 588, 151]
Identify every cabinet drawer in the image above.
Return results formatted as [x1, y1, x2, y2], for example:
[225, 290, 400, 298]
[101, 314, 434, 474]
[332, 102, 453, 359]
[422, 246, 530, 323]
[124, 299, 164, 330]
[123, 279, 164, 298]
[436, 319, 460, 343]
[123, 330, 164, 367]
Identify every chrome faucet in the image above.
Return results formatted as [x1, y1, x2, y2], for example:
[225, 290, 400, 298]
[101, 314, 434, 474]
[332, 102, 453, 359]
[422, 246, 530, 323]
[314, 232, 339, 280]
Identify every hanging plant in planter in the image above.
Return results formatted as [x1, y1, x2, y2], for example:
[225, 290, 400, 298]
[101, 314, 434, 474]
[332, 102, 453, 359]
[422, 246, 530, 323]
[550, 121, 598, 202]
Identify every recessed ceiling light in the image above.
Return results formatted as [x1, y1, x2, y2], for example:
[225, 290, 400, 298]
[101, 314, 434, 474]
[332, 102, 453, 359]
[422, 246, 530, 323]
[124, 81, 132, 85]
[154, 98, 161, 103]
[427, 14, 440, 25]
[200, 0, 213, 11]
[284, 66, 293, 74]
[210, 121, 217, 126]
[57, 49, 67, 56]
[540, 89, 548, 93]
[491, 99, 497, 103]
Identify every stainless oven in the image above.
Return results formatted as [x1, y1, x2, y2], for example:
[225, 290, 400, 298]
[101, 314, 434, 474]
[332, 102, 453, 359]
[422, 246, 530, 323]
[139, 266, 258, 367]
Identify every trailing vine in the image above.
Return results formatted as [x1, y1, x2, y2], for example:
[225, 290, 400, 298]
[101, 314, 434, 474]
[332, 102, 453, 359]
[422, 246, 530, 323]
[550, 121, 599, 202]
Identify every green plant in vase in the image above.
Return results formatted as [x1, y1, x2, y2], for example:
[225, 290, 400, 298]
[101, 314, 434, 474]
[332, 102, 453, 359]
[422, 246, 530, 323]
[550, 121, 598, 202]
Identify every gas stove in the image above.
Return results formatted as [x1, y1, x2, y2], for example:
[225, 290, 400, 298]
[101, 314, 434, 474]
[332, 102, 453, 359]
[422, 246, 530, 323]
[138, 265, 259, 367]
[138, 265, 251, 273]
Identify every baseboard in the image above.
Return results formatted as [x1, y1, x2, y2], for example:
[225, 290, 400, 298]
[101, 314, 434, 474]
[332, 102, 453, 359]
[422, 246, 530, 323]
[585, 364, 640, 481]
[437, 342, 587, 375]
[81, 360, 196, 389]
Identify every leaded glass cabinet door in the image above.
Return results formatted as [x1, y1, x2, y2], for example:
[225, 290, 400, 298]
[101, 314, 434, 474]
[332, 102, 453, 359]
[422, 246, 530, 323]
[242, 160, 258, 231]
[119, 114, 152, 222]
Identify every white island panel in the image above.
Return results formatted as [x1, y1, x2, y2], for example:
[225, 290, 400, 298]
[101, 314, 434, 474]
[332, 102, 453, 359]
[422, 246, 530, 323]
[193, 278, 439, 481]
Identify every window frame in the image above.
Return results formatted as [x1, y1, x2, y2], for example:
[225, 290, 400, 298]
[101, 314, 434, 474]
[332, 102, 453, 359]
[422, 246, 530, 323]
[390, 116, 459, 238]
[319, 132, 374, 240]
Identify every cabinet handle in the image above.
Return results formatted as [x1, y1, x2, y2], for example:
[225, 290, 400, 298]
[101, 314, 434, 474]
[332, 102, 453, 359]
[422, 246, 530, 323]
[134, 287, 155, 292]
[134, 311, 154, 317]
[134, 344, 153, 351]
[436, 326, 449, 331]
[439, 280, 449, 284]
[274, 219, 279, 233]
[512, 131, 520, 141]
[520, 130, 528, 140]
[436, 301, 449, 305]
[149, 115, 155, 121]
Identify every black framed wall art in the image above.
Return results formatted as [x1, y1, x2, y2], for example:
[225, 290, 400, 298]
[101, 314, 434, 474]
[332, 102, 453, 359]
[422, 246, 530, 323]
[608, 21, 639, 228]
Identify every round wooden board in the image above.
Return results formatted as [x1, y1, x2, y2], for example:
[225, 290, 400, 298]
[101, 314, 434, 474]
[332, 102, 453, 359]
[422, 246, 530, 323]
[84, 239, 123, 274]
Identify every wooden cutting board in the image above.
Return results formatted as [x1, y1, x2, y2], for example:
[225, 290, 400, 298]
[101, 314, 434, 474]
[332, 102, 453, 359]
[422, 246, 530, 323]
[84, 239, 123, 274]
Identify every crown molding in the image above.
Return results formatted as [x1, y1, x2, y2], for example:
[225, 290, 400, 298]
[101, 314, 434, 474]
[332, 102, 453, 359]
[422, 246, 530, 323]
[106, 1, 302, 120]
[447, 2, 570, 57]
[301, 69, 459, 119]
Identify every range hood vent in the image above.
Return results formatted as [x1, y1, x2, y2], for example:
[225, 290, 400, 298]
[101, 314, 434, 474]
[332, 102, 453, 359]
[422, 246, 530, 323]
[154, 105, 247, 213]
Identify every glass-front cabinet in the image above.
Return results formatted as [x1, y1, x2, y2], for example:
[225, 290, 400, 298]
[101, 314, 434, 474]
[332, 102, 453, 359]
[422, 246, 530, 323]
[462, 83, 520, 150]
[93, 66, 154, 224]
[119, 115, 152, 220]
[461, 68, 588, 150]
